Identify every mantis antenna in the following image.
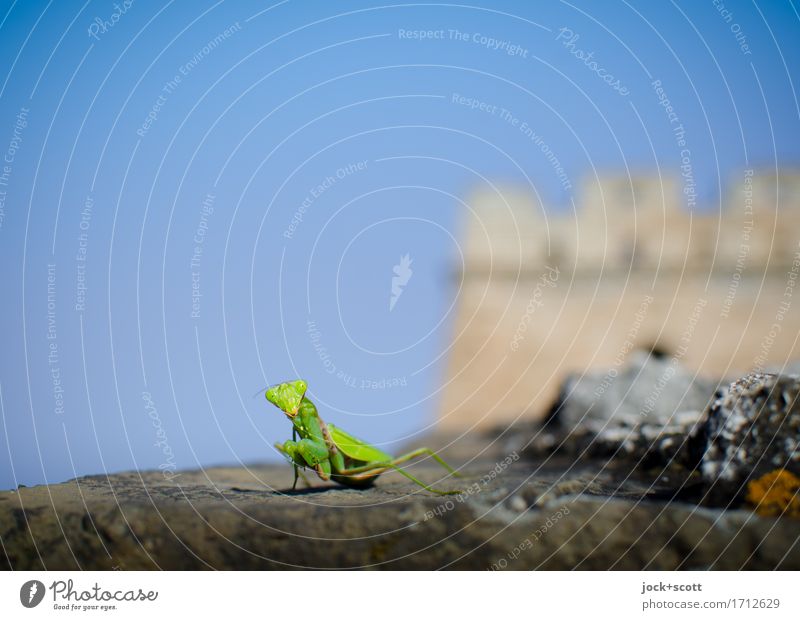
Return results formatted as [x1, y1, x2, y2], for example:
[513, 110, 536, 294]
[251, 385, 269, 399]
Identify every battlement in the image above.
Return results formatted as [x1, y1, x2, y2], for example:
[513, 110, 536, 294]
[460, 169, 800, 277]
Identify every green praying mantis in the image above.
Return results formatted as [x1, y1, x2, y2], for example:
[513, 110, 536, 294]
[265, 380, 461, 495]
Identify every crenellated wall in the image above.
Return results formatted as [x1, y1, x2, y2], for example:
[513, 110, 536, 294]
[440, 170, 800, 429]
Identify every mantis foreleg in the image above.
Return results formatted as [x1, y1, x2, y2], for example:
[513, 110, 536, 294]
[275, 440, 324, 489]
[292, 427, 299, 490]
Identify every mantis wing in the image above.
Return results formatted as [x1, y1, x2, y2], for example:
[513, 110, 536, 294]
[328, 424, 393, 463]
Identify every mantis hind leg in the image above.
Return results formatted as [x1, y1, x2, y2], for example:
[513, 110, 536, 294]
[335, 448, 461, 495]
[343, 463, 461, 495]
[337, 447, 461, 477]
[394, 447, 461, 477]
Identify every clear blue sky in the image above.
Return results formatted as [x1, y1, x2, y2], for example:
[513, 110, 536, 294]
[1, 0, 798, 489]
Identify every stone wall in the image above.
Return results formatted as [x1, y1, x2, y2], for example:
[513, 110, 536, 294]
[440, 171, 800, 429]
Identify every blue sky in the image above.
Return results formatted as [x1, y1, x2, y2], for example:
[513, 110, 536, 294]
[0, 0, 798, 489]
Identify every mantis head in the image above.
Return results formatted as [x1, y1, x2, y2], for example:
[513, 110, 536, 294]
[265, 380, 307, 417]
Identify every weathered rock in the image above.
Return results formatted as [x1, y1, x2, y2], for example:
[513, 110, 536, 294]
[548, 351, 717, 431]
[536, 352, 719, 473]
[534, 413, 701, 475]
[693, 372, 800, 501]
[3, 366, 798, 570]
[1, 440, 798, 570]
[767, 361, 800, 376]
[535, 365, 800, 510]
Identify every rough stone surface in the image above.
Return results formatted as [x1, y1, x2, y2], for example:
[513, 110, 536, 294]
[694, 372, 800, 500]
[529, 365, 800, 512]
[548, 351, 718, 431]
[536, 353, 720, 475]
[4, 364, 799, 570]
[1, 432, 798, 570]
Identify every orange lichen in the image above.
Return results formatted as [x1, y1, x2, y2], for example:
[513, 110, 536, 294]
[746, 470, 800, 518]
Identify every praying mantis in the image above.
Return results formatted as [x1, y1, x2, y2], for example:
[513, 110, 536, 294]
[265, 380, 461, 495]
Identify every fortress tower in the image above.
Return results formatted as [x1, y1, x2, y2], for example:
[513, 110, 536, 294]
[439, 170, 800, 429]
